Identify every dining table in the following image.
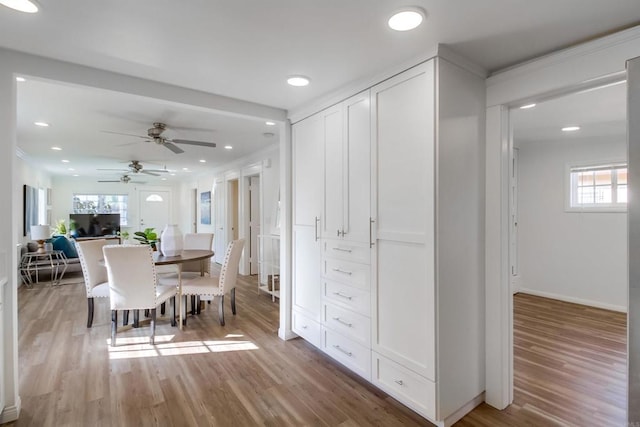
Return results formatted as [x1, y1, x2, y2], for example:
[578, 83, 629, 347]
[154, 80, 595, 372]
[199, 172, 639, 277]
[154, 249, 214, 329]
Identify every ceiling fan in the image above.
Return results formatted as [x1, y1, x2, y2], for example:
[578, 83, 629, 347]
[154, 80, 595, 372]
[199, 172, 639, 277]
[103, 122, 217, 154]
[97, 160, 169, 177]
[97, 174, 146, 184]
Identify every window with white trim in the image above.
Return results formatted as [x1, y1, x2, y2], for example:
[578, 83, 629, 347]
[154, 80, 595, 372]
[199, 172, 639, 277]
[73, 194, 129, 225]
[569, 163, 627, 210]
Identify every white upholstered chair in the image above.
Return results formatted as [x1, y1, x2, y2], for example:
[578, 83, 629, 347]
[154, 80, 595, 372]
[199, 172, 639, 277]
[102, 244, 177, 346]
[181, 239, 244, 326]
[75, 239, 111, 328]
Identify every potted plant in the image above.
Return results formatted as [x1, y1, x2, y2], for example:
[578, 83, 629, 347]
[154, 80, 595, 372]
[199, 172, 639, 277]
[133, 227, 158, 249]
[51, 219, 67, 236]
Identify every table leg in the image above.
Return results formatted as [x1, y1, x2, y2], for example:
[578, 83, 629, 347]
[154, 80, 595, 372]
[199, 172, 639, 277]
[178, 264, 183, 330]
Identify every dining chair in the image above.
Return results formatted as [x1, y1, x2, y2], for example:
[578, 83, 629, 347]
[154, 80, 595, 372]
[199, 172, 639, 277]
[181, 239, 244, 326]
[102, 244, 177, 346]
[75, 239, 111, 328]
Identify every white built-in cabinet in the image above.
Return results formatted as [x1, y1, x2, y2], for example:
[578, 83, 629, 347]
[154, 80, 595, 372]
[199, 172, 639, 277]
[291, 57, 485, 427]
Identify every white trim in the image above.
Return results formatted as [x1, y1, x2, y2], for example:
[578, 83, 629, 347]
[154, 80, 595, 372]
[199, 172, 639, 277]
[278, 120, 293, 340]
[517, 288, 627, 313]
[442, 392, 485, 427]
[0, 399, 21, 423]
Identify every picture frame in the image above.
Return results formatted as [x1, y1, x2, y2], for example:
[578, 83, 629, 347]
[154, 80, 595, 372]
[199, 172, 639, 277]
[200, 191, 211, 225]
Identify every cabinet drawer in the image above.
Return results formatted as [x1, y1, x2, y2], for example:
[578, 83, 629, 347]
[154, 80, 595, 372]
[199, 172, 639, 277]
[322, 258, 370, 289]
[322, 328, 371, 381]
[323, 280, 371, 316]
[371, 352, 436, 420]
[293, 310, 321, 348]
[323, 239, 370, 264]
[322, 302, 370, 347]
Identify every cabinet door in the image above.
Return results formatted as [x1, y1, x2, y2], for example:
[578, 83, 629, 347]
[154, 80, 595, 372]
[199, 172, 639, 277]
[322, 105, 344, 238]
[293, 114, 323, 227]
[343, 91, 371, 243]
[371, 61, 436, 381]
[293, 226, 322, 319]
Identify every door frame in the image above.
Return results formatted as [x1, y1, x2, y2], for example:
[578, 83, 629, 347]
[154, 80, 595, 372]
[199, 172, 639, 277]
[240, 162, 263, 276]
[485, 27, 640, 409]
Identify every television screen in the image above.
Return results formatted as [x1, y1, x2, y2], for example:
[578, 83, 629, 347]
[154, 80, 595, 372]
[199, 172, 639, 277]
[69, 213, 120, 237]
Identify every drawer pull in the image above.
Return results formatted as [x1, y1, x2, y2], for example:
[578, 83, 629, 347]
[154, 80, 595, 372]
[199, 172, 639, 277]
[301, 325, 308, 329]
[332, 292, 353, 300]
[332, 317, 353, 327]
[332, 247, 353, 253]
[332, 345, 353, 357]
[394, 380, 404, 386]
[332, 268, 353, 275]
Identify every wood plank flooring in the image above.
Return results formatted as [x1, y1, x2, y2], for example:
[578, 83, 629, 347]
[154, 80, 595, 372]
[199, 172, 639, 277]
[7, 274, 627, 426]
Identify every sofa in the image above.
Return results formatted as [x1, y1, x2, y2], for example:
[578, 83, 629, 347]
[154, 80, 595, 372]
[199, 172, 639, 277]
[20, 235, 83, 283]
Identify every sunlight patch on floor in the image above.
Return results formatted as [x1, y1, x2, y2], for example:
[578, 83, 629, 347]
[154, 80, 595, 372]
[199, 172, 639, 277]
[107, 335, 259, 359]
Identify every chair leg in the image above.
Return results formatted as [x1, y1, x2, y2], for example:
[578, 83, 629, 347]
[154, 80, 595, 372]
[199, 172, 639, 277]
[133, 310, 140, 328]
[123, 310, 129, 326]
[231, 288, 236, 315]
[87, 298, 94, 328]
[218, 295, 225, 326]
[160, 302, 166, 315]
[170, 296, 176, 327]
[144, 309, 150, 318]
[150, 308, 156, 345]
[196, 296, 202, 315]
[190, 295, 196, 315]
[182, 295, 188, 326]
[111, 310, 117, 347]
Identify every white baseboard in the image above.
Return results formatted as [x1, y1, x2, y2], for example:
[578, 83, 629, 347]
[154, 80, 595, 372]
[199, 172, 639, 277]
[517, 288, 627, 313]
[443, 392, 485, 427]
[0, 398, 21, 423]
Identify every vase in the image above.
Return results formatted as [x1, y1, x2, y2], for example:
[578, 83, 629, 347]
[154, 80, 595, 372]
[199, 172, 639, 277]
[160, 225, 183, 257]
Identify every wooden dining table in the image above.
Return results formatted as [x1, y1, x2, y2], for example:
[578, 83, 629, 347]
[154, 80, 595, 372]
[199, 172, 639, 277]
[154, 249, 214, 329]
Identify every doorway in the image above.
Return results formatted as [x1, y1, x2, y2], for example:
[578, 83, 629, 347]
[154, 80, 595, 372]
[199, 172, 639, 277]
[507, 81, 627, 423]
[227, 179, 239, 240]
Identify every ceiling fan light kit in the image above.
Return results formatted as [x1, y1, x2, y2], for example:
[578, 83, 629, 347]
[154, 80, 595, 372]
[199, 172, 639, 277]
[103, 122, 217, 155]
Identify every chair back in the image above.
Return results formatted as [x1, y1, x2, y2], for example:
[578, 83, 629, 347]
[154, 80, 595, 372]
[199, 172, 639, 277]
[182, 233, 214, 273]
[218, 239, 245, 293]
[76, 239, 110, 297]
[103, 244, 158, 310]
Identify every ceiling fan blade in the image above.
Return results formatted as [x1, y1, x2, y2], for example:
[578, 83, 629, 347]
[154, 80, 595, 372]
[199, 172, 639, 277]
[97, 168, 129, 172]
[140, 170, 160, 176]
[171, 139, 217, 148]
[163, 142, 185, 154]
[144, 168, 170, 173]
[101, 130, 148, 139]
[130, 181, 147, 184]
[97, 180, 121, 183]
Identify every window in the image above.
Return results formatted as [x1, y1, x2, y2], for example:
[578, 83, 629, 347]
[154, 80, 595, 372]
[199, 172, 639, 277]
[568, 163, 627, 211]
[73, 194, 128, 225]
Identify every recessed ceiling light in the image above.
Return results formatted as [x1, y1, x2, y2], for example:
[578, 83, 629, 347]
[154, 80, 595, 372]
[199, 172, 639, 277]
[287, 76, 310, 87]
[520, 103, 536, 109]
[34, 121, 49, 127]
[0, 0, 39, 13]
[72, 174, 79, 177]
[170, 173, 176, 176]
[265, 121, 276, 126]
[51, 146, 62, 151]
[161, 178, 167, 181]
[61, 159, 70, 163]
[67, 168, 74, 171]
[388, 7, 425, 31]
[199, 159, 206, 163]
[224, 145, 233, 150]
[182, 167, 189, 171]
[562, 126, 581, 132]
[16, 76, 25, 82]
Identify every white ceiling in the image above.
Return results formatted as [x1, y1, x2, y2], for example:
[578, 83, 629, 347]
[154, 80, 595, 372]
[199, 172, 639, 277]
[2, 1, 639, 181]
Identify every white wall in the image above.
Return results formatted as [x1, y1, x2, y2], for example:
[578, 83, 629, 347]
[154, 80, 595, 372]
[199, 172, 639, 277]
[516, 136, 627, 311]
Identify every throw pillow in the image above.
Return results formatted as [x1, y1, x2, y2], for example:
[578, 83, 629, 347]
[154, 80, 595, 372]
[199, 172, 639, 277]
[52, 235, 79, 259]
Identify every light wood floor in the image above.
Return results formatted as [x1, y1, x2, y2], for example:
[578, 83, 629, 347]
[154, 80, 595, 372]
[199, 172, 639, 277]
[7, 274, 627, 426]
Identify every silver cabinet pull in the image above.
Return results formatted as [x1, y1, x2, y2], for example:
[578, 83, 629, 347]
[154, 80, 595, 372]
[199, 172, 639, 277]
[337, 229, 341, 237]
[394, 380, 404, 386]
[332, 268, 352, 275]
[332, 247, 352, 253]
[332, 317, 353, 327]
[314, 217, 320, 242]
[332, 345, 353, 357]
[332, 292, 353, 300]
[369, 218, 375, 248]
[301, 325, 308, 329]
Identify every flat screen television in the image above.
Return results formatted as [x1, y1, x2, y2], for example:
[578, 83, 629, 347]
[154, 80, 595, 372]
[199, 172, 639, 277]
[69, 213, 120, 238]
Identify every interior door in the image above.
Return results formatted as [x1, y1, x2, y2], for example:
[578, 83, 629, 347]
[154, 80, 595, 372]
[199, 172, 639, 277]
[138, 190, 170, 235]
[213, 180, 226, 264]
[249, 175, 260, 275]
